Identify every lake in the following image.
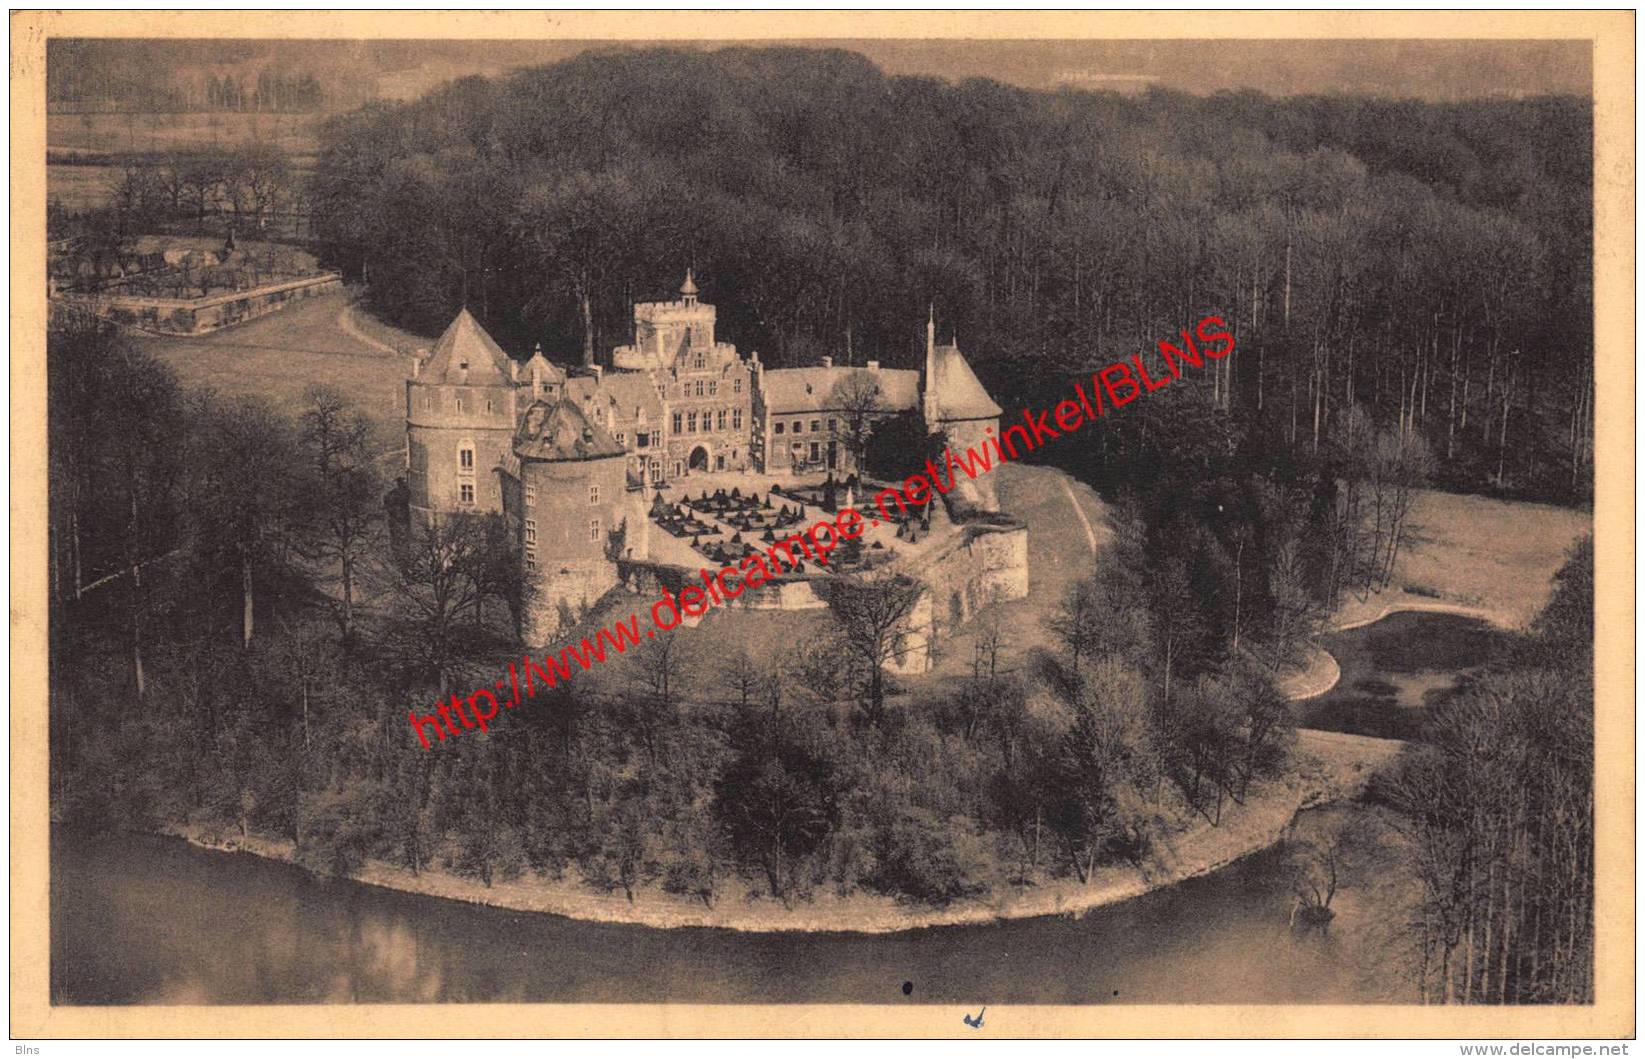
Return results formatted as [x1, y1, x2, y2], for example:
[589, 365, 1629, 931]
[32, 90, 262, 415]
[1298, 611, 1508, 741]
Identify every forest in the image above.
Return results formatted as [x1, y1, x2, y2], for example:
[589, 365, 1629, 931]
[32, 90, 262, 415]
[48, 46, 1595, 1002]
[309, 46, 1592, 504]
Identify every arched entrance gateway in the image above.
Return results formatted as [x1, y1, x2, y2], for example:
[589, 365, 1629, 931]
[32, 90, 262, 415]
[688, 445, 710, 473]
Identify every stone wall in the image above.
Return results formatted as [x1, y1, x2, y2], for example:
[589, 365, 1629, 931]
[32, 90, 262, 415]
[614, 514, 1029, 677]
[53, 272, 343, 335]
[884, 519, 1030, 675]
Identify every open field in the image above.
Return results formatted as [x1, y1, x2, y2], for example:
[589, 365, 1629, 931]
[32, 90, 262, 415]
[135, 286, 412, 451]
[47, 111, 322, 213]
[47, 110, 321, 158]
[1333, 488, 1592, 631]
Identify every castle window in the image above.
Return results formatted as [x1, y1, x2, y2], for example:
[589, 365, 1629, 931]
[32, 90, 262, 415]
[709, 381, 718, 396]
[525, 550, 537, 572]
[810, 420, 821, 434]
[459, 445, 475, 471]
[616, 432, 626, 447]
[588, 518, 601, 542]
[455, 396, 465, 414]
[422, 395, 431, 411]
[650, 460, 663, 483]
[695, 352, 706, 370]
[774, 421, 785, 435]
[637, 432, 649, 448]
[694, 381, 705, 397]
[716, 409, 727, 431]
[827, 418, 837, 433]
[687, 412, 698, 433]
[486, 399, 494, 413]
[716, 454, 726, 471]
[589, 484, 600, 505]
[524, 519, 537, 545]
[733, 409, 743, 430]
[810, 442, 821, 461]
[525, 483, 536, 507]
[673, 461, 683, 477]
[733, 378, 742, 394]
[459, 483, 475, 506]
[672, 412, 683, 433]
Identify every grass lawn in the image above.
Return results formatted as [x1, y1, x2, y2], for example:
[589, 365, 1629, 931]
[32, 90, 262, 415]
[1334, 488, 1592, 630]
[137, 287, 414, 451]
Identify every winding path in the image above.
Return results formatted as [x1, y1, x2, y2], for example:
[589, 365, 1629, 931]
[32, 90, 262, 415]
[1059, 474, 1100, 556]
[337, 298, 405, 358]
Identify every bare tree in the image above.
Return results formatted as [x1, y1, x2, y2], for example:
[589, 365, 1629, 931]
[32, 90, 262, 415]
[823, 570, 924, 725]
[380, 513, 486, 696]
[827, 369, 886, 474]
[297, 385, 381, 642]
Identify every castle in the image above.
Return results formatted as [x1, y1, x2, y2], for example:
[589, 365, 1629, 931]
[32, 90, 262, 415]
[405, 273, 1007, 642]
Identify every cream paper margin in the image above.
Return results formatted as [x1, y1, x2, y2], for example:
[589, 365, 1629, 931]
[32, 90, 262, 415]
[9, 9, 1634, 1040]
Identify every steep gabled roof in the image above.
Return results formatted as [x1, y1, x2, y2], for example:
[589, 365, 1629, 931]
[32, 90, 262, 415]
[564, 371, 665, 426]
[514, 398, 626, 462]
[522, 344, 564, 387]
[929, 342, 1001, 422]
[421, 309, 514, 386]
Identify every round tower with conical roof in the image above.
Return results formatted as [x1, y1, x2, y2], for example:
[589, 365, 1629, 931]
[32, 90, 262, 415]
[510, 398, 631, 644]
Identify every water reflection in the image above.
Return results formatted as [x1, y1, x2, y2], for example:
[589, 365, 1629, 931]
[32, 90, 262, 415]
[1299, 612, 1506, 740]
[52, 827, 1408, 1006]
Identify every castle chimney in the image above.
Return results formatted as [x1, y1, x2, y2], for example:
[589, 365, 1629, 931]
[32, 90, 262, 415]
[821, 355, 833, 369]
[866, 360, 880, 371]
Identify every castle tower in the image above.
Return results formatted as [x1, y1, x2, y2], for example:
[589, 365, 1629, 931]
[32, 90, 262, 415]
[921, 313, 1002, 511]
[611, 270, 720, 372]
[511, 399, 630, 645]
[405, 309, 520, 517]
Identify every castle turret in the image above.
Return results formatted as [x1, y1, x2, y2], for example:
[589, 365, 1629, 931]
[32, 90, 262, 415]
[511, 399, 630, 644]
[919, 316, 1003, 511]
[923, 304, 939, 430]
[404, 308, 520, 517]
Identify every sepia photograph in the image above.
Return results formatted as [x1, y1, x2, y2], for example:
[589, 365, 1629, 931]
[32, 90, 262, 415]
[10, 9, 1634, 1041]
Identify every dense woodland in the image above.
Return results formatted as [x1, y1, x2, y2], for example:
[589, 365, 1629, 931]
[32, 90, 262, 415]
[49, 47, 1595, 1003]
[310, 47, 1592, 504]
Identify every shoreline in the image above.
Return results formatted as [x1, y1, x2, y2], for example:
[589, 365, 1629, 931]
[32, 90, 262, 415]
[163, 726, 1401, 936]
[1270, 597, 1518, 704]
